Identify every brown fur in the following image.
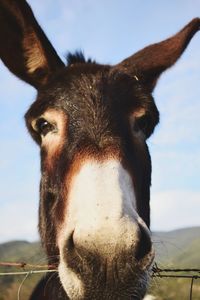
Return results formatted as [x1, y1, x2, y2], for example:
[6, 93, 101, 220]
[0, 1, 199, 299]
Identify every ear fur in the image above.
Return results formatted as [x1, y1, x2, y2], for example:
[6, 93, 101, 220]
[0, 0, 64, 89]
[115, 18, 200, 92]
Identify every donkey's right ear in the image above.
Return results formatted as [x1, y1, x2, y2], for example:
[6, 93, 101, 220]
[0, 0, 65, 89]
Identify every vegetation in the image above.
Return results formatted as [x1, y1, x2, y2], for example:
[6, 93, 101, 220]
[0, 227, 200, 299]
[0, 241, 45, 300]
[149, 227, 200, 299]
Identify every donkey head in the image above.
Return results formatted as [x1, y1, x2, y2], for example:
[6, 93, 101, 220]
[0, 1, 199, 299]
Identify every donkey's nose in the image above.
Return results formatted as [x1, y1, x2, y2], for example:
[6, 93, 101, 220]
[66, 218, 153, 267]
[135, 223, 152, 261]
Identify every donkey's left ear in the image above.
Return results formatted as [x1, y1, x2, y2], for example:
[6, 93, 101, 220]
[0, 0, 65, 89]
[115, 18, 200, 92]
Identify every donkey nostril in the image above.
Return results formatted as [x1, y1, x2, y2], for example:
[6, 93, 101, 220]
[135, 223, 152, 261]
[66, 231, 75, 251]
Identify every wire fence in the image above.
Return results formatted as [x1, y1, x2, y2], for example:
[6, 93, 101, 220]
[152, 263, 200, 300]
[0, 261, 200, 300]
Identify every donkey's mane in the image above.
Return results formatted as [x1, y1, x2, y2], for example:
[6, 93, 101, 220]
[66, 51, 96, 66]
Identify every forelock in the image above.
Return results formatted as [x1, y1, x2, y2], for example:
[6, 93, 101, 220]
[66, 51, 96, 66]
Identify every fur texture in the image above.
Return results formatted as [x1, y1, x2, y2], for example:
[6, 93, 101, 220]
[0, 1, 199, 299]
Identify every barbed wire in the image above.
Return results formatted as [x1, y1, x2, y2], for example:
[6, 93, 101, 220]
[0, 269, 56, 276]
[151, 263, 200, 300]
[0, 261, 58, 300]
[0, 261, 56, 269]
[1, 261, 200, 275]
[0, 261, 57, 276]
[152, 264, 200, 278]
[0, 261, 199, 299]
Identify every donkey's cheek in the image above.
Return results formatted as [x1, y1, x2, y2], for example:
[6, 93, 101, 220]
[42, 135, 64, 171]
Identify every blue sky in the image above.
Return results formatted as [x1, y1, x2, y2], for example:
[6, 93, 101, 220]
[0, 0, 200, 242]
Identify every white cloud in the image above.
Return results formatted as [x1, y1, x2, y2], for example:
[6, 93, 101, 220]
[150, 190, 200, 231]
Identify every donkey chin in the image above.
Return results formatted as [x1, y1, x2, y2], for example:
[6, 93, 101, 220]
[58, 227, 154, 300]
[57, 160, 155, 300]
[58, 256, 153, 299]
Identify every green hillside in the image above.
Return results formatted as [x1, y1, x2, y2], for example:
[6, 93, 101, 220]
[152, 227, 200, 266]
[0, 241, 43, 262]
[0, 227, 199, 300]
[150, 227, 200, 299]
[0, 241, 45, 300]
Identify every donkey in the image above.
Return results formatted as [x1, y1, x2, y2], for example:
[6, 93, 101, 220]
[0, 1, 199, 299]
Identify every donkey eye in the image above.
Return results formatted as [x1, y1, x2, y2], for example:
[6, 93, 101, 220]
[35, 118, 54, 136]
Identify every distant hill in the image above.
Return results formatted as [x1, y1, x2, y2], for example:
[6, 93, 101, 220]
[0, 241, 44, 300]
[152, 226, 200, 267]
[0, 240, 42, 263]
[0, 227, 200, 300]
[150, 227, 200, 300]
